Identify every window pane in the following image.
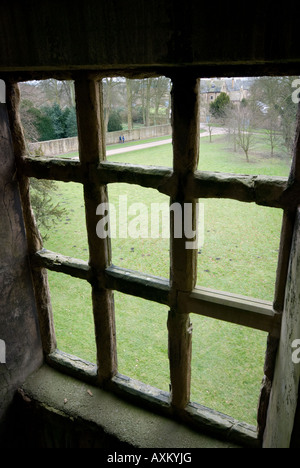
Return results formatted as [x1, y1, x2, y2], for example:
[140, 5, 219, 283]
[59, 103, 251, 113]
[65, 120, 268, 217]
[114, 292, 169, 392]
[48, 272, 96, 363]
[103, 76, 172, 165]
[108, 184, 170, 279]
[197, 199, 282, 302]
[19, 79, 77, 156]
[200, 76, 297, 177]
[37, 181, 89, 262]
[191, 315, 266, 426]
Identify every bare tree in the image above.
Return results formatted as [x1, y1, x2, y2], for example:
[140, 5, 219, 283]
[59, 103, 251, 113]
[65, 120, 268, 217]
[61, 80, 75, 108]
[225, 106, 238, 152]
[102, 77, 126, 131]
[250, 77, 282, 157]
[38, 79, 63, 105]
[263, 108, 281, 157]
[126, 79, 133, 131]
[144, 78, 152, 127]
[102, 76, 171, 131]
[250, 76, 299, 157]
[152, 76, 170, 125]
[226, 100, 260, 162]
[235, 106, 255, 162]
[103, 78, 113, 131]
[20, 100, 41, 142]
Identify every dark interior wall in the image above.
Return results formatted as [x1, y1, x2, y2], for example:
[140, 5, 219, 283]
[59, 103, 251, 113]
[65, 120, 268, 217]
[0, 104, 43, 445]
[0, 0, 299, 76]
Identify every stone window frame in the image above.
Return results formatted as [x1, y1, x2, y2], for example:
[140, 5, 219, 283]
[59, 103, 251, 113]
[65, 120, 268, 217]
[5, 70, 300, 447]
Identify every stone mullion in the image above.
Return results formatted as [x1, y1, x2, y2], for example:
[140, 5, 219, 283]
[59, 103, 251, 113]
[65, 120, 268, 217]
[168, 75, 200, 409]
[74, 77, 117, 385]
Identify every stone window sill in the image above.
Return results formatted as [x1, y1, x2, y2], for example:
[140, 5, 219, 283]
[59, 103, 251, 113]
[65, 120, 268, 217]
[18, 364, 243, 449]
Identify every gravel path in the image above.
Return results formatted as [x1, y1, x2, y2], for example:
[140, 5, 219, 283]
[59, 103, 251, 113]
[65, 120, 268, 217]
[106, 126, 227, 156]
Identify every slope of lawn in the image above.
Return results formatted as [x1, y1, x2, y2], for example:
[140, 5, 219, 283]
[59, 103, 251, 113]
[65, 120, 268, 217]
[42, 133, 291, 425]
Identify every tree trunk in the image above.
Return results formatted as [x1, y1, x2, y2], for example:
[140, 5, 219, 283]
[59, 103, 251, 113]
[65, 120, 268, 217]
[126, 79, 133, 131]
[145, 78, 152, 127]
[104, 78, 113, 132]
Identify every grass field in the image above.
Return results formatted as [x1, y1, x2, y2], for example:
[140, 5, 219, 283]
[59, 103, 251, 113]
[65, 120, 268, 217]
[42, 133, 291, 425]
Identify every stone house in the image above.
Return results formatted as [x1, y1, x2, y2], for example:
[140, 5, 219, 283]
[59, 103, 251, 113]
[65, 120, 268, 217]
[200, 77, 253, 121]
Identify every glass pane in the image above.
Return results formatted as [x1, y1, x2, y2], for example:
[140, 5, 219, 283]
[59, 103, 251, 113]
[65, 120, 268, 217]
[49, 272, 96, 363]
[114, 292, 169, 392]
[191, 315, 267, 426]
[103, 76, 172, 166]
[108, 184, 170, 279]
[199, 76, 297, 177]
[197, 199, 282, 302]
[36, 181, 89, 262]
[19, 79, 77, 157]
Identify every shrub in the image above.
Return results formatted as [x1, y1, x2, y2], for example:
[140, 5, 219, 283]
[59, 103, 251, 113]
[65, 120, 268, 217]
[108, 111, 123, 132]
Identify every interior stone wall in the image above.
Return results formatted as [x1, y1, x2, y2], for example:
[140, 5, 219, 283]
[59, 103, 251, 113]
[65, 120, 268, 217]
[0, 104, 43, 445]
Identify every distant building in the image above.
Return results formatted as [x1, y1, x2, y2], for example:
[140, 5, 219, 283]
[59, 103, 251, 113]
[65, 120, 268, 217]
[200, 77, 254, 121]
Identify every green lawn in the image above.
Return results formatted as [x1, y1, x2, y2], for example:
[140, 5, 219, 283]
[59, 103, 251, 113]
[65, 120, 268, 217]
[42, 133, 291, 426]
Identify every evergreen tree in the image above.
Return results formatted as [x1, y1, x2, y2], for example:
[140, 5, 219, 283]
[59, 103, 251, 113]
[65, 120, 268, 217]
[210, 92, 231, 119]
[30, 178, 67, 241]
[42, 103, 65, 139]
[20, 99, 56, 141]
[35, 108, 56, 141]
[64, 106, 78, 137]
[107, 110, 123, 132]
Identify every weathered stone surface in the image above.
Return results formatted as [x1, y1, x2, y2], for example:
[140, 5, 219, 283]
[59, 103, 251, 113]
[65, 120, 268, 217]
[6, 82, 56, 355]
[0, 104, 43, 436]
[263, 207, 300, 448]
[105, 265, 170, 305]
[75, 78, 117, 384]
[21, 157, 83, 183]
[0, 2, 299, 76]
[19, 364, 240, 448]
[32, 250, 91, 281]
